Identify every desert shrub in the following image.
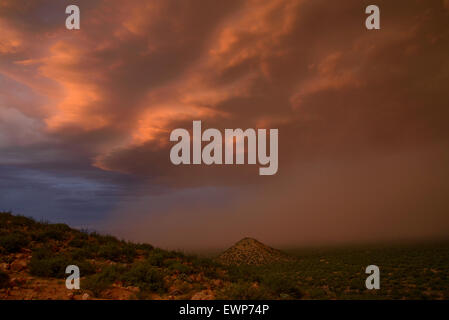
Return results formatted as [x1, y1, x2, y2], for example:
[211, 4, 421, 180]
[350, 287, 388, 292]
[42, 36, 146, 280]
[90, 233, 119, 245]
[72, 237, 136, 262]
[203, 268, 220, 279]
[145, 248, 182, 266]
[77, 260, 96, 275]
[29, 251, 69, 278]
[261, 274, 303, 299]
[168, 261, 193, 274]
[97, 243, 123, 262]
[189, 256, 221, 277]
[146, 251, 166, 267]
[84, 265, 126, 297]
[122, 262, 166, 293]
[135, 243, 154, 252]
[33, 230, 64, 242]
[84, 273, 111, 297]
[29, 247, 95, 278]
[189, 256, 218, 269]
[76, 231, 89, 239]
[121, 243, 137, 262]
[8, 214, 36, 228]
[225, 265, 263, 283]
[0, 269, 10, 289]
[167, 250, 185, 259]
[83, 243, 101, 258]
[69, 247, 93, 260]
[0, 232, 30, 253]
[68, 233, 88, 248]
[68, 238, 85, 248]
[217, 281, 271, 300]
[32, 224, 71, 242]
[0, 212, 13, 228]
[50, 223, 71, 232]
[67, 241, 99, 260]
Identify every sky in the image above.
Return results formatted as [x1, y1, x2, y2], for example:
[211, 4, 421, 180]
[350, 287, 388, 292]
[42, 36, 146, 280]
[1, 0, 449, 251]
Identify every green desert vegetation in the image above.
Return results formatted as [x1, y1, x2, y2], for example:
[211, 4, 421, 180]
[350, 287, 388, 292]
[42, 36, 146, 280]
[1, 211, 449, 300]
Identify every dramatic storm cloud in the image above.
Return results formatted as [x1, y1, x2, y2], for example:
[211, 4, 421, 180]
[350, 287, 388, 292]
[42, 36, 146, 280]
[1, 0, 448, 249]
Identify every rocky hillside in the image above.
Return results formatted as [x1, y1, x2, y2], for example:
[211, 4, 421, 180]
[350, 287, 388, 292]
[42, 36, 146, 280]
[0, 212, 303, 300]
[217, 237, 291, 265]
[0, 211, 227, 300]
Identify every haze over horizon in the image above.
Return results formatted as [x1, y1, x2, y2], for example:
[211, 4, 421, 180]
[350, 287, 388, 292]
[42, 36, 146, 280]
[1, 0, 449, 250]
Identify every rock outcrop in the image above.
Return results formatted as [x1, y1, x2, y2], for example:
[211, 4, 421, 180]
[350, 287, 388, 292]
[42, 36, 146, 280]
[216, 237, 290, 266]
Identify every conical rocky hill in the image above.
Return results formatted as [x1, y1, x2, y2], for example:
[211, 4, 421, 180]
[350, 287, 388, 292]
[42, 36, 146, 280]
[216, 237, 290, 266]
